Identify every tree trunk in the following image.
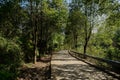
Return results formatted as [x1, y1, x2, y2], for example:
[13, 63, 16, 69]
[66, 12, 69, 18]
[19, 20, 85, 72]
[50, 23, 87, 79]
[34, 16, 38, 64]
[83, 38, 88, 58]
[30, 0, 36, 63]
[34, 48, 37, 64]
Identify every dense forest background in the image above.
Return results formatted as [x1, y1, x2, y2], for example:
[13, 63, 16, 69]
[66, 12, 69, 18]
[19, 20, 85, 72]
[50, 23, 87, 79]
[0, 0, 120, 79]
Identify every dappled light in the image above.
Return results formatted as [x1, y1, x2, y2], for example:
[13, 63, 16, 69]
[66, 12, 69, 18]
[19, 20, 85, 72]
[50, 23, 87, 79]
[18, 63, 51, 80]
[51, 50, 119, 80]
[0, 0, 120, 80]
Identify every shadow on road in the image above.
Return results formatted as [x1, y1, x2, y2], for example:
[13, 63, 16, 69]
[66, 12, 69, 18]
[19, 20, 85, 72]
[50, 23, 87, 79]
[51, 64, 118, 80]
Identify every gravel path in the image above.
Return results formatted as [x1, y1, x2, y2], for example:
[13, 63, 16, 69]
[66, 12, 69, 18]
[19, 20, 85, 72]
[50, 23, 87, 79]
[51, 50, 119, 80]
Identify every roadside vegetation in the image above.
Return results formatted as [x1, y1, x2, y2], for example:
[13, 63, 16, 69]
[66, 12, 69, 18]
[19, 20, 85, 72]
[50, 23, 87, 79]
[0, 0, 120, 79]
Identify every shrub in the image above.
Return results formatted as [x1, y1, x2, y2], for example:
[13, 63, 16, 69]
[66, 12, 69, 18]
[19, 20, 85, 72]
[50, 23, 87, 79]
[0, 36, 22, 80]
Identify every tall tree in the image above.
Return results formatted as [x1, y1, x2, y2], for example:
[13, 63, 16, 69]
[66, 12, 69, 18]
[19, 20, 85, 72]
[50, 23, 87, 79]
[82, 0, 98, 58]
[0, 0, 25, 39]
[22, 0, 68, 63]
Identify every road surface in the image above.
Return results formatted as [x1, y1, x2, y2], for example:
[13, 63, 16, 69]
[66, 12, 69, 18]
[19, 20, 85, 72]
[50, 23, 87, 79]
[51, 50, 118, 80]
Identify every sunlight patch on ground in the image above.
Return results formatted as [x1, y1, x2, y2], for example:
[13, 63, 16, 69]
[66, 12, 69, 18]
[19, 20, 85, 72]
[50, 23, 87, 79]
[51, 61, 87, 65]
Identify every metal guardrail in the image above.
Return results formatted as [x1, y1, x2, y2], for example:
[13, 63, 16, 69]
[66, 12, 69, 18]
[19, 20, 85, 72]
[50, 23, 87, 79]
[69, 50, 120, 73]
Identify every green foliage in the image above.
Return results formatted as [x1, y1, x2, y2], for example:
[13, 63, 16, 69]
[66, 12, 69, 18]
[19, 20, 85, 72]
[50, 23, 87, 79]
[0, 1, 120, 78]
[0, 36, 22, 79]
[112, 29, 120, 61]
[65, 0, 120, 62]
[0, 69, 15, 80]
[113, 29, 120, 49]
[52, 33, 65, 50]
[20, 35, 34, 62]
[65, 10, 85, 50]
[0, 0, 26, 39]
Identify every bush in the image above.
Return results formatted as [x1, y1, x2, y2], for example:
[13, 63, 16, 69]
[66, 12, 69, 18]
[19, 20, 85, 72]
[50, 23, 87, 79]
[0, 36, 22, 80]
[0, 69, 15, 80]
